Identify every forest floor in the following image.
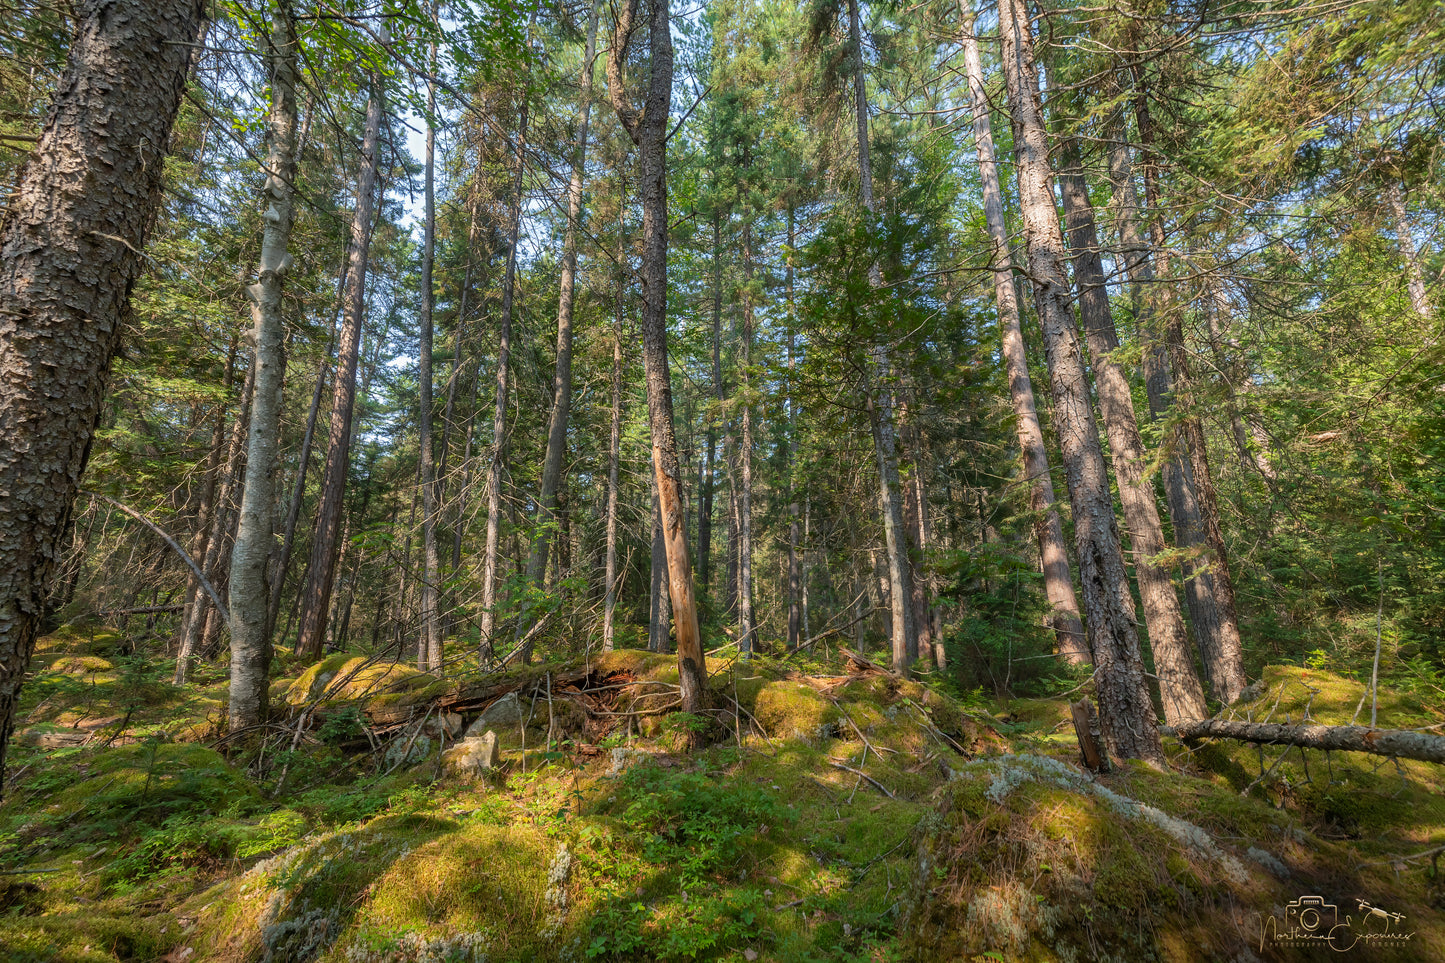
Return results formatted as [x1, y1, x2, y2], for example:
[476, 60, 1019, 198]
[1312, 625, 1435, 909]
[1, 625, 1443, 962]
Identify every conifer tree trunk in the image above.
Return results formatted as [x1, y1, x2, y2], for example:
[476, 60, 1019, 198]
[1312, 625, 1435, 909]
[960, 13, 1088, 664]
[417, 15, 443, 674]
[479, 92, 530, 649]
[700, 210, 723, 592]
[1387, 180, 1432, 318]
[0, 0, 205, 781]
[194, 359, 255, 663]
[849, 0, 917, 672]
[998, 0, 1162, 763]
[522, 0, 599, 631]
[229, 0, 298, 727]
[176, 340, 236, 682]
[786, 210, 802, 652]
[1124, 90, 1247, 705]
[1057, 139, 1207, 725]
[737, 212, 756, 656]
[602, 200, 626, 653]
[649, 475, 671, 653]
[607, 0, 707, 713]
[294, 78, 383, 660]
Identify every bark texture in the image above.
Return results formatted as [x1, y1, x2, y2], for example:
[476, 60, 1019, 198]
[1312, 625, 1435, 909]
[1057, 141, 1207, 725]
[998, 0, 1162, 764]
[0, 0, 205, 780]
[479, 88, 530, 648]
[960, 14, 1087, 664]
[522, 0, 599, 627]
[850, 0, 917, 672]
[607, 0, 707, 713]
[1166, 718, 1445, 765]
[229, 0, 298, 728]
[294, 83, 382, 659]
[1388, 180, 1433, 318]
[417, 16, 443, 674]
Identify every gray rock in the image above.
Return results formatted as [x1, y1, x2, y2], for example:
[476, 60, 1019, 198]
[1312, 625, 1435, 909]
[384, 731, 432, 769]
[464, 691, 527, 737]
[608, 746, 637, 775]
[443, 730, 501, 778]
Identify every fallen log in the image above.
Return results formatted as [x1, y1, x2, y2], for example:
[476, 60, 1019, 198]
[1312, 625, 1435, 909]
[1162, 718, 1445, 765]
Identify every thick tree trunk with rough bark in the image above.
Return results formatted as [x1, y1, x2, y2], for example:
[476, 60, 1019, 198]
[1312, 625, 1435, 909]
[1122, 93, 1248, 706]
[229, 0, 298, 728]
[1056, 140, 1207, 725]
[960, 13, 1087, 665]
[607, 0, 707, 713]
[522, 1, 599, 628]
[998, 0, 1162, 764]
[294, 81, 382, 660]
[0, 0, 205, 782]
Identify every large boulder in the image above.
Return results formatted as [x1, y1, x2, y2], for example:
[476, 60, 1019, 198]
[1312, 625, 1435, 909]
[464, 691, 529, 736]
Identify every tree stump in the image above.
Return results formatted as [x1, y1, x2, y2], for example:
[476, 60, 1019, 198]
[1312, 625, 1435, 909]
[1071, 698, 1109, 772]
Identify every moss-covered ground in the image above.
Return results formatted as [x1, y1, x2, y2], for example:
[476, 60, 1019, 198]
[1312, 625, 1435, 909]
[2, 629, 1441, 961]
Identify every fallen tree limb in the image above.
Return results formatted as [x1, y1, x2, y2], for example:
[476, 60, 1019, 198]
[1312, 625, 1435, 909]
[1162, 718, 1445, 764]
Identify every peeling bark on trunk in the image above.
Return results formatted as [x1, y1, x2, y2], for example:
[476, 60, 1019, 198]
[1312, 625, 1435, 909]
[959, 11, 1087, 664]
[293, 81, 382, 660]
[229, 0, 298, 728]
[0, 0, 205, 782]
[1056, 139, 1207, 725]
[607, 0, 707, 713]
[998, 0, 1162, 764]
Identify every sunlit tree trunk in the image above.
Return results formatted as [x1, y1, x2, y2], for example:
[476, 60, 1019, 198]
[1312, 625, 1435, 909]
[607, 0, 707, 712]
[1057, 138, 1207, 725]
[416, 13, 444, 674]
[998, 0, 1162, 763]
[1387, 180, 1432, 318]
[522, 0, 600, 643]
[479, 90, 530, 649]
[959, 12, 1088, 664]
[229, 0, 298, 727]
[849, 0, 916, 672]
[0, 0, 205, 781]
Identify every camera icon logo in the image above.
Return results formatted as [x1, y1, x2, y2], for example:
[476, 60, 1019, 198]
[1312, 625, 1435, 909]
[1284, 896, 1339, 934]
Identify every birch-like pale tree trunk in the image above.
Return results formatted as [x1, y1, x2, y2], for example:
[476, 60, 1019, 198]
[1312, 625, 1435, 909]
[229, 0, 298, 727]
[1387, 180, 1432, 318]
[998, 0, 1162, 763]
[0, 0, 205, 780]
[960, 13, 1088, 664]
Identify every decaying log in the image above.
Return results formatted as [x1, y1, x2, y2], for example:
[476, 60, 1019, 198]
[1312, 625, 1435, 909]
[1163, 718, 1445, 765]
